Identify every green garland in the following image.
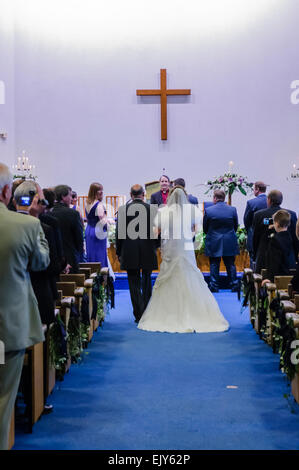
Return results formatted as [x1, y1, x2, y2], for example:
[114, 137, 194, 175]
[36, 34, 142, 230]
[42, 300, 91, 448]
[68, 316, 83, 360]
[49, 314, 68, 372]
[96, 284, 109, 324]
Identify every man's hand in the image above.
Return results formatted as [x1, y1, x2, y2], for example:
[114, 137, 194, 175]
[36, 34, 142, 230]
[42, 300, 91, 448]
[62, 264, 72, 274]
[29, 194, 43, 217]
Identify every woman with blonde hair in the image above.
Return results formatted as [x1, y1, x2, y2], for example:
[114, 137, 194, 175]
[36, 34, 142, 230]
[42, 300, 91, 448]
[85, 182, 108, 266]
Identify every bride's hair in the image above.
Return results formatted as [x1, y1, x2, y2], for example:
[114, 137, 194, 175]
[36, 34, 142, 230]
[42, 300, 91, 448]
[168, 185, 188, 198]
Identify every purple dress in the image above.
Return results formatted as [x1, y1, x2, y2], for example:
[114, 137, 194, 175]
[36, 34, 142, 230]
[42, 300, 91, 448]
[85, 201, 108, 267]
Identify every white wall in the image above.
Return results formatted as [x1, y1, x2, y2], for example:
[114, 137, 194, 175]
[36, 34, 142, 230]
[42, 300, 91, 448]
[3, 0, 299, 220]
[0, 1, 15, 165]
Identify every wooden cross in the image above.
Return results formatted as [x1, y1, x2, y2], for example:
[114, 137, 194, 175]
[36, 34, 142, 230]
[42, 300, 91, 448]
[136, 69, 191, 140]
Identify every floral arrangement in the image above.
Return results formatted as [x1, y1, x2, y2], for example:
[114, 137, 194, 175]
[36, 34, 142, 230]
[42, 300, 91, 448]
[108, 224, 116, 245]
[205, 173, 253, 198]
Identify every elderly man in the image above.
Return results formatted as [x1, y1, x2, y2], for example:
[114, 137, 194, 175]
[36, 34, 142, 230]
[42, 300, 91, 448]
[0, 164, 49, 450]
[203, 190, 239, 292]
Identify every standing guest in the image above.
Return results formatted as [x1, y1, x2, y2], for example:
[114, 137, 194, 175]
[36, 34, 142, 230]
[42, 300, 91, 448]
[14, 181, 61, 325]
[85, 182, 108, 267]
[7, 178, 24, 212]
[203, 190, 239, 292]
[116, 185, 159, 323]
[0, 163, 49, 450]
[291, 218, 299, 292]
[150, 175, 171, 206]
[261, 210, 296, 283]
[252, 190, 298, 273]
[173, 178, 198, 205]
[52, 185, 84, 274]
[243, 181, 267, 268]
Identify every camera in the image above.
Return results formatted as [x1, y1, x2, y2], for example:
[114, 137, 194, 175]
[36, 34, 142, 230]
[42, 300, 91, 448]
[19, 190, 36, 206]
[263, 217, 273, 225]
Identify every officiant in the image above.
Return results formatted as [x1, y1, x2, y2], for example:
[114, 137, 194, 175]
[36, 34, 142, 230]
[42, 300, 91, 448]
[150, 175, 171, 206]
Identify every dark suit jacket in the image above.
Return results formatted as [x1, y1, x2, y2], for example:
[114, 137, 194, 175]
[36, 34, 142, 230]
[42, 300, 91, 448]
[203, 202, 239, 257]
[52, 202, 84, 273]
[30, 222, 59, 325]
[265, 231, 296, 282]
[116, 199, 158, 270]
[243, 194, 267, 253]
[150, 190, 166, 206]
[40, 212, 65, 272]
[188, 194, 198, 205]
[253, 205, 298, 273]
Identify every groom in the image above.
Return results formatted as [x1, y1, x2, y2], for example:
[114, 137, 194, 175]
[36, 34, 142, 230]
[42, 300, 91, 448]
[116, 184, 159, 323]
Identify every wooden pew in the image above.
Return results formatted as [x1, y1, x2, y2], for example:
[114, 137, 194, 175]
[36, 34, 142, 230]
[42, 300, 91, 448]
[8, 409, 14, 450]
[79, 262, 101, 275]
[60, 274, 94, 342]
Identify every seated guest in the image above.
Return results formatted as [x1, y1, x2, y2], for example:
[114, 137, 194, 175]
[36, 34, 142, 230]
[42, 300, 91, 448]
[150, 175, 171, 206]
[173, 178, 198, 205]
[203, 190, 239, 292]
[243, 181, 267, 268]
[52, 185, 84, 273]
[262, 210, 296, 283]
[252, 190, 298, 273]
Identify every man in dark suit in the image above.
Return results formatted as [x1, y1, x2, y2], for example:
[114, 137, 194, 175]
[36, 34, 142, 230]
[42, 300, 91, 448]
[116, 184, 158, 322]
[52, 185, 84, 274]
[150, 175, 171, 206]
[173, 178, 198, 205]
[243, 181, 267, 268]
[203, 190, 239, 292]
[263, 210, 296, 282]
[252, 190, 298, 273]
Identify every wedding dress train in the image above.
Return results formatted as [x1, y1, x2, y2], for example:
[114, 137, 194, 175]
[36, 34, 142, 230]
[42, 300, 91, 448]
[138, 188, 229, 333]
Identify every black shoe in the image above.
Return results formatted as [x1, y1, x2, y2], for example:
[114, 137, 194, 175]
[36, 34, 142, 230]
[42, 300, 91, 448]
[210, 288, 219, 293]
[43, 404, 54, 415]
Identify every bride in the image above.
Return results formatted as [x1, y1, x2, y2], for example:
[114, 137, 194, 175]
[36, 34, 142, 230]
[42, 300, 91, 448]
[138, 186, 229, 333]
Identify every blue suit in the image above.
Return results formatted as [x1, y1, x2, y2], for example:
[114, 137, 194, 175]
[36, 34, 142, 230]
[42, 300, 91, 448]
[188, 194, 198, 205]
[243, 194, 267, 258]
[203, 202, 239, 291]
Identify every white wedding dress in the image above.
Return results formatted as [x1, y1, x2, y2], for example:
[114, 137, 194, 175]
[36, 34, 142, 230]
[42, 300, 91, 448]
[138, 188, 229, 333]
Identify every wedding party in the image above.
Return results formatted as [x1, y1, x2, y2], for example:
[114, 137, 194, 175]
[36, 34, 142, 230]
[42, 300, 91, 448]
[0, 0, 299, 455]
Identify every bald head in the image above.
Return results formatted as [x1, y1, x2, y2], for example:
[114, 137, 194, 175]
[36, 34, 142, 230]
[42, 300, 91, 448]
[130, 184, 144, 200]
[0, 163, 13, 206]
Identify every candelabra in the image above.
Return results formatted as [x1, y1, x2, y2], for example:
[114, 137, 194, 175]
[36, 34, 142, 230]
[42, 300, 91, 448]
[288, 163, 299, 180]
[12, 150, 37, 180]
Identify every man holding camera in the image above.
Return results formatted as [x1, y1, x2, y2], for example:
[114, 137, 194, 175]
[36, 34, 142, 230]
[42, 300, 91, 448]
[252, 190, 298, 273]
[0, 164, 49, 449]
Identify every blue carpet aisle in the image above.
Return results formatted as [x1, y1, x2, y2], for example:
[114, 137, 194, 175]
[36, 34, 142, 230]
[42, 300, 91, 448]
[14, 291, 299, 450]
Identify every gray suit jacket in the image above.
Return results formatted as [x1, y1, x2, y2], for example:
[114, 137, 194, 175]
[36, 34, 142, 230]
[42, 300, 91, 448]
[0, 202, 50, 352]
